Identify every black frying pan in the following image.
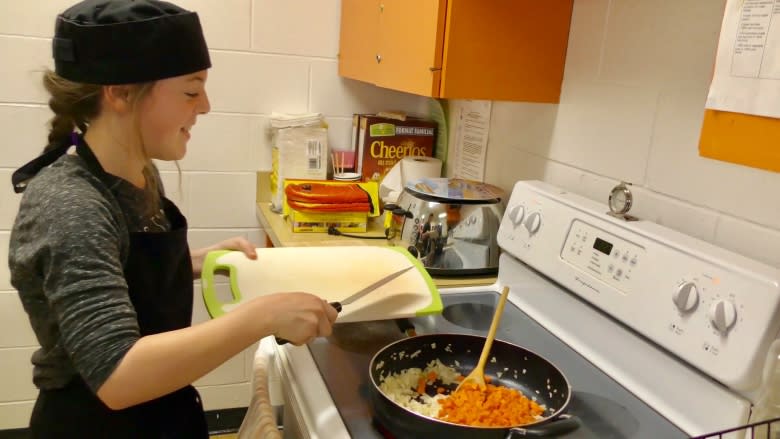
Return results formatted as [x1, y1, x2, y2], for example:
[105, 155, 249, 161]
[368, 333, 580, 438]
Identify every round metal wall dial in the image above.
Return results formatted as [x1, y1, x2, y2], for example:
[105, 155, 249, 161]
[609, 182, 633, 215]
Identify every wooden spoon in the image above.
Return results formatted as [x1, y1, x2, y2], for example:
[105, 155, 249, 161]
[456, 285, 511, 392]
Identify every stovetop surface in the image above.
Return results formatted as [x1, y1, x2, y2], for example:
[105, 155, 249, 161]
[307, 290, 688, 438]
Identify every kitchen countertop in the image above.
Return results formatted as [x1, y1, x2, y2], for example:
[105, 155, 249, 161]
[255, 201, 496, 288]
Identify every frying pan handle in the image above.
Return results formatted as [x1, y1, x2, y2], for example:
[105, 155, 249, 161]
[505, 414, 580, 438]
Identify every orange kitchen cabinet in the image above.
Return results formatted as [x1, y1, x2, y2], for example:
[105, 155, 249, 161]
[338, 0, 573, 103]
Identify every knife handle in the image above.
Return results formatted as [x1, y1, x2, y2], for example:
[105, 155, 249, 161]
[275, 301, 342, 345]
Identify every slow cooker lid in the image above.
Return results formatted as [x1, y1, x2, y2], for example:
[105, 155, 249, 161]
[404, 177, 504, 204]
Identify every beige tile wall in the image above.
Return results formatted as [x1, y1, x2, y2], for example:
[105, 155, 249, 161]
[0, 0, 427, 429]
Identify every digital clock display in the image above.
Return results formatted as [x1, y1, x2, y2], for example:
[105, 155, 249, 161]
[593, 237, 613, 255]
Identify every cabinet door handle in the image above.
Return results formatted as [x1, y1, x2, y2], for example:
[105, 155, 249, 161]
[376, 54, 382, 63]
[429, 67, 442, 72]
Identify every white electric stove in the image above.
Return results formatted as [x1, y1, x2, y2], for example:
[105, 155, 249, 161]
[271, 180, 780, 438]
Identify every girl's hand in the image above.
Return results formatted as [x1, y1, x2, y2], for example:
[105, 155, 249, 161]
[260, 293, 339, 345]
[191, 236, 257, 277]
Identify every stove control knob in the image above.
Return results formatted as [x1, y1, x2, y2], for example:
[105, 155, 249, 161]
[508, 205, 525, 227]
[708, 300, 737, 335]
[672, 282, 699, 313]
[524, 212, 542, 236]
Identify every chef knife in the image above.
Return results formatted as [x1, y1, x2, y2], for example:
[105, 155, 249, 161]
[275, 265, 415, 345]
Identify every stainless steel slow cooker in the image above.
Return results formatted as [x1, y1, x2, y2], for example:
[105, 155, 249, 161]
[384, 178, 504, 276]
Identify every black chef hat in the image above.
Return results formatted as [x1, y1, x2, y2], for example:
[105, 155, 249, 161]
[52, 0, 211, 85]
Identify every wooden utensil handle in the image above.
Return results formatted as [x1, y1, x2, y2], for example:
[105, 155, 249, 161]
[475, 286, 510, 371]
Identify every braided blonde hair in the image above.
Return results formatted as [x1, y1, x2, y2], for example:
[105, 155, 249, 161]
[42, 70, 163, 214]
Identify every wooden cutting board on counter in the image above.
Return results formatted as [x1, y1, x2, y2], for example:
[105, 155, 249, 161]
[201, 246, 442, 323]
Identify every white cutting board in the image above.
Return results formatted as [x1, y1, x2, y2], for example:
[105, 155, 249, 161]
[201, 246, 441, 323]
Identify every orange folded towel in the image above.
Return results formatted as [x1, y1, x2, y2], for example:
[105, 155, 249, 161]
[285, 183, 372, 213]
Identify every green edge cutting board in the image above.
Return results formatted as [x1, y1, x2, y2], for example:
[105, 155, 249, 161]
[201, 246, 442, 323]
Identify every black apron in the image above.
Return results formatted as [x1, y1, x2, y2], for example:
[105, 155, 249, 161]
[12, 139, 209, 438]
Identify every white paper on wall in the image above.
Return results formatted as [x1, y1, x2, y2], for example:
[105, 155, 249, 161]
[450, 100, 492, 182]
[706, 0, 780, 118]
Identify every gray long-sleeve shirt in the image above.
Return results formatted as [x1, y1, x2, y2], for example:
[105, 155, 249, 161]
[9, 153, 169, 392]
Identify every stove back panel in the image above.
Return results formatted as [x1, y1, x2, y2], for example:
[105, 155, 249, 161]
[497, 180, 780, 392]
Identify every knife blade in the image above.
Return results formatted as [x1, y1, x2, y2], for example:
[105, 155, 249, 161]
[329, 265, 415, 312]
[276, 265, 415, 345]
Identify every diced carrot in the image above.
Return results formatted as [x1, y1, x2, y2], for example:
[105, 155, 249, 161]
[426, 371, 437, 382]
[436, 387, 446, 394]
[436, 381, 545, 428]
[416, 376, 426, 395]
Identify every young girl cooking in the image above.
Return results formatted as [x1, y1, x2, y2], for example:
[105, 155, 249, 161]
[8, 0, 338, 436]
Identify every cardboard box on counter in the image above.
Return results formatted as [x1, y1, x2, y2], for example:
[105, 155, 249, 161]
[354, 114, 437, 185]
[288, 210, 368, 233]
[282, 179, 380, 233]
